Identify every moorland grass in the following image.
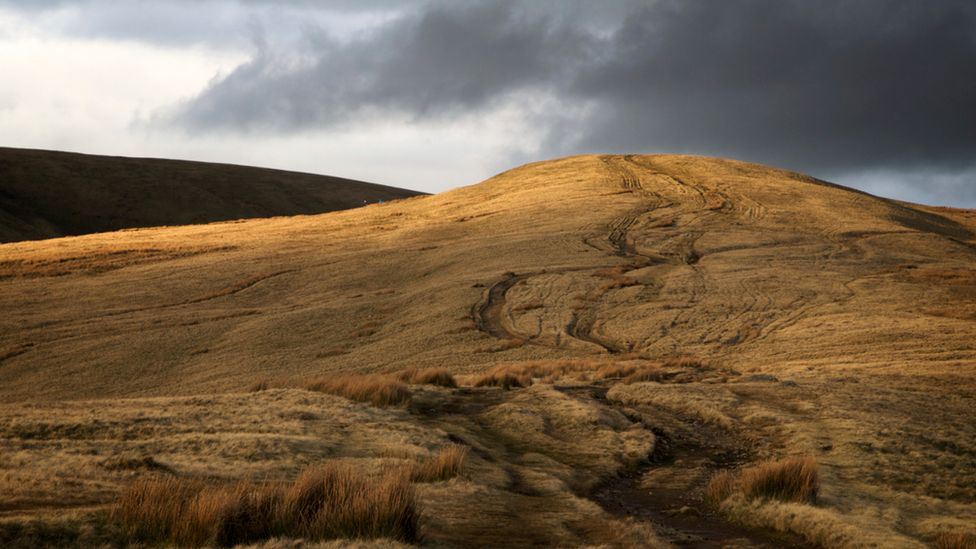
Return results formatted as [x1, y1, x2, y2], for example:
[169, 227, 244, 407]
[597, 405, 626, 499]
[114, 463, 420, 547]
[397, 367, 458, 388]
[411, 444, 468, 482]
[705, 456, 819, 508]
[305, 374, 411, 406]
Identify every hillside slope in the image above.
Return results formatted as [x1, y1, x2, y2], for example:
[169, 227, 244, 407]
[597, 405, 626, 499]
[2, 154, 972, 400]
[1, 154, 975, 547]
[0, 147, 423, 242]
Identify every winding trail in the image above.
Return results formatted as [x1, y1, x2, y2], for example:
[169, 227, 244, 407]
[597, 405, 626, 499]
[465, 156, 816, 546]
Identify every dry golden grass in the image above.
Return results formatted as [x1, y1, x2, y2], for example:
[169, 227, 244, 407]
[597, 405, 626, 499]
[396, 367, 458, 388]
[704, 469, 737, 509]
[115, 463, 420, 547]
[621, 365, 668, 384]
[305, 375, 411, 407]
[472, 371, 532, 390]
[739, 456, 818, 503]
[937, 532, 976, 549]
[3, 154, 976, 548]
[410, 444, 468, 482]
[593, 363, 637, 379]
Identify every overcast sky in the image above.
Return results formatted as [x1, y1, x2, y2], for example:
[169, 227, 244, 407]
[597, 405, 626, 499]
[1, 1, 974, 205]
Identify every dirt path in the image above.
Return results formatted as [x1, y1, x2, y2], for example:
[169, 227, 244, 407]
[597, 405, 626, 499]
[465, 157, 814, 546]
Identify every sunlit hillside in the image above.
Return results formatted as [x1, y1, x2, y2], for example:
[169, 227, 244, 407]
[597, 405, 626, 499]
[1, 155, 974, 547]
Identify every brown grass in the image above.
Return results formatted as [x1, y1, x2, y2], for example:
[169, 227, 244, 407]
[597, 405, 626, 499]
[704, 469, 737, 508]
[937, 532, 976, 549]
[114, 463, 420, 547]
[397, 367, 458, 388]
[594, 363, 638, 379]
[739, 456, 819, 503]
[621, 365, 668, 384]
[473, 371, 532, 390]
[304, 374, 411, 406]
[410, 444, 469, 482]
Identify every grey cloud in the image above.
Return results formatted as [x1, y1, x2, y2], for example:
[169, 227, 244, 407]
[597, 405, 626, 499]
[6, 0, 974, 205]
[166, 1, 976, 181]
[567, 0, 976, 177]
[165, 2, 594, 131]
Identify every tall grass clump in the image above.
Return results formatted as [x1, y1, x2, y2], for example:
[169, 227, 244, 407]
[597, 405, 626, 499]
[703, 469, 737, 509]
[397, 367, 458, 388]
[937, 532, 976, 549]
[621, 365, 668, 384]
[411, 444, 468, 482]
[305, 374, 411, 406]
[473, 371, 532, 390]
[739, 456, 819, 503]
[114, 463, 420, 547]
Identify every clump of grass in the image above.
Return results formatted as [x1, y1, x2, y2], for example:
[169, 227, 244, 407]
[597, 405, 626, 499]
[473, 371, 532, 390]
[115, 476, 207, 544]
[621, 365, 668, 384]
[397, 367, 458, 388]
[739, 456, 818, 503]
[305, 374, 410, 406]
[115, 463, 420, 547]
[704, 470, 737, 508]
[662, 356, 703, 369]
[704, 456, 818, 508]
[282, 464, 419, 541]
[411, 444, 468, 482]
[937, 532, 976, 549]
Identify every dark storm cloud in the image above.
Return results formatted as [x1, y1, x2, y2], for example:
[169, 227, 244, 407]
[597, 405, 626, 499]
[4, 0, 973, 201]
[161, 0, 976, 180]
[567, 0, 976, 177]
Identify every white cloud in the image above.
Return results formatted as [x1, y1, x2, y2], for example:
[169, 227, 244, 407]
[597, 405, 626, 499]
[0, 6, 547, 193]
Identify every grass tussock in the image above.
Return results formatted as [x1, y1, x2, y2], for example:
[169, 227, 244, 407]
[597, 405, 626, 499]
[740, 456, 818, 503]
[706, 456, 819, 507]
[704, 469, 737, 509]
[397, 367, 458, 388]
[410, 444, 469, 482]
[473, 371, 532, 390]
[937, 532, 976, 549]
[621, 366, 668, 384]
[305, 374, 410, 406]
[114, 463, 420, 547]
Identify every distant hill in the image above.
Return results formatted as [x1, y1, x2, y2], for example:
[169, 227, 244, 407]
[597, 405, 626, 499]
[0, 147, 424, 242]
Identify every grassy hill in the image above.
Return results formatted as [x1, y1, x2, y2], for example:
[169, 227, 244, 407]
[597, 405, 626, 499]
[0, 147, 424, 242]
[1, 154, 974, 547]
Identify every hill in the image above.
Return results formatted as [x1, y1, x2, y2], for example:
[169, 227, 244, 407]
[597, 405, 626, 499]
[0, 147, 424, 242]
[1, 154, 974, 547]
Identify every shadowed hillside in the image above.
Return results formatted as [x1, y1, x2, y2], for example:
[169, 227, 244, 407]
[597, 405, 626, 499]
[0, 147, 424, 242]
[1, 154, 974, 547]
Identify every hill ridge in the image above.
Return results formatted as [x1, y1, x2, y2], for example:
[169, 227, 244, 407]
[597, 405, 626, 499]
[0, 146, 424, 243]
